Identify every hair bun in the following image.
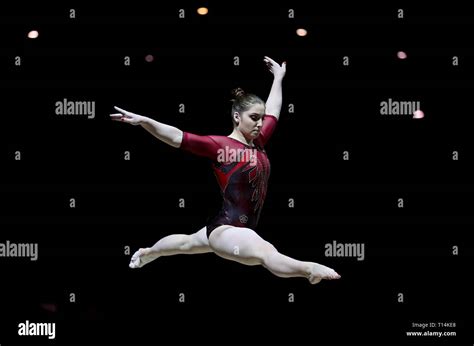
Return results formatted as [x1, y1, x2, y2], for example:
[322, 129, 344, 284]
[231, 87, 245, 99]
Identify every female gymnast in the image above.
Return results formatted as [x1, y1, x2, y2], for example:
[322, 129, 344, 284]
[110, 56, 340, 284]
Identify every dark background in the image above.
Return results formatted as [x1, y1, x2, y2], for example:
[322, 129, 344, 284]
[0, 1, 473, 345]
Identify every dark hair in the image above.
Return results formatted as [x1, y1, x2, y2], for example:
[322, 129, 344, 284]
[230, 88, 264, 126]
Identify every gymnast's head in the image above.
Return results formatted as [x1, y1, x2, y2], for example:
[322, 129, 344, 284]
[230, 88, 265, 139]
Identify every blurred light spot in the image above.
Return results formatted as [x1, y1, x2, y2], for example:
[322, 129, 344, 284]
[28, 30, 39, 39]
[145, 54, 154, 63]
[296, 28, 307, 37]
[197, 7, 208, 15]
[40, 303, 58, 313]
[397, 51, 407, 59]
[413, 110, 424, 119]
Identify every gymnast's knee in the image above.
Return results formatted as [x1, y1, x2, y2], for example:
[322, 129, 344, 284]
[178, 235, 196, 251]
[258, 242, 278, 264]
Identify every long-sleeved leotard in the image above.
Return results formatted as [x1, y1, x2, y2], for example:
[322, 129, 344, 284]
[180, 115, 278, 238]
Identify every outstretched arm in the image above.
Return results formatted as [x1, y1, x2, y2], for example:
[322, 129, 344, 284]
[110, 106, 183, 148]
[263, 56, 286, 120]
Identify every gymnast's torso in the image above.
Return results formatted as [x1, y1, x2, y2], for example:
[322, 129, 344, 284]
[180, 115, 278, 237]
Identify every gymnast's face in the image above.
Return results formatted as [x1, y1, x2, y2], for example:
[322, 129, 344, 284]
[234, 103, 265, 140]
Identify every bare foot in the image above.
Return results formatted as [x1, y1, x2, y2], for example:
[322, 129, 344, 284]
[129, 248, 159, 269]
[308, 263, 341, 284]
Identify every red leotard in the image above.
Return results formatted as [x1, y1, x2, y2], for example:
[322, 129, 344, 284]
[180, 115, 278, 238]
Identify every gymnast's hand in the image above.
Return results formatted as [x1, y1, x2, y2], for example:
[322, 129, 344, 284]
[264, 56, 286, 80]
[110, 106, 144, 125]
